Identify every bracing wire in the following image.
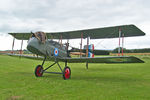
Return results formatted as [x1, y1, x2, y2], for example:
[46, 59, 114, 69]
[94, 29, 118, 49]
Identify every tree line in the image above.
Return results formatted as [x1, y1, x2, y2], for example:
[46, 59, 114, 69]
[112, 47, 150, 53]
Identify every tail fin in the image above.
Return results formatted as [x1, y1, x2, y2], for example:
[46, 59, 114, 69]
[88, 44, 94, 51]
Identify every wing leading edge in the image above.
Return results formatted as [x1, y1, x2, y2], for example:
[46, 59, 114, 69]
[60, 56, 144, 63]
[9, 24, 145, 40]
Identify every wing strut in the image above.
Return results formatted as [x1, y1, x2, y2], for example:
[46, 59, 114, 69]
[118, 28, 121, 56]
[11, 37, 15, 54]
[66, 39, 69, 57]
[122, 33, 124, 56]
[86, 36, 90, 69]
[60, 35, 63, 47]
[19, 34, 24, 58]
[80, 33, 83, 58]
[86, 37, 90, 57]
[118, 28, 125, 56]
[20, 39, 24, 55]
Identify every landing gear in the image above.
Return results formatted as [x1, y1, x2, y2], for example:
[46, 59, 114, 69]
[35, 65, 43, 77]
[34, 57, 71, 80]
[63, 66, 71, 80]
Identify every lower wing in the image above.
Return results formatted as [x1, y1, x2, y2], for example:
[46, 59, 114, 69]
[60, 56, 144, 63]
[7, 54, 144, 63]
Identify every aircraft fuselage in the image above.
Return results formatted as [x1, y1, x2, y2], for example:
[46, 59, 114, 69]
[27, 37, 68, 58]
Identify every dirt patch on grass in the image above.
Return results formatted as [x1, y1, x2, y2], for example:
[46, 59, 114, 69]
[7, 96, 23, 100]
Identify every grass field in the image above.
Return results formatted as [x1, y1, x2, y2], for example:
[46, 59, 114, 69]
[0, 55, 150, 100]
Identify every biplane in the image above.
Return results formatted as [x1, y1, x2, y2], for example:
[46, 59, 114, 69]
[8, 24, 145, 80]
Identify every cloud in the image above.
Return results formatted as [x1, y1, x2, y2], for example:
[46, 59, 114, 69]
[0, 0, 150, 50]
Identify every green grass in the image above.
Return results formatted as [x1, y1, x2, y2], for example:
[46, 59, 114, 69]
[0, 55, 150, 100]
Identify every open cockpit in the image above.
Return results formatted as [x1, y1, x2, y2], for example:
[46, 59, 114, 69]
[30, 31, 47, 43]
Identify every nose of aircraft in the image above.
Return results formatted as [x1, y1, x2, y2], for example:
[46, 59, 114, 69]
[27, 37, 40, 54]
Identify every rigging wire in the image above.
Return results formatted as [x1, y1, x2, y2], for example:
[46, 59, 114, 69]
[94, 29, 118, 49]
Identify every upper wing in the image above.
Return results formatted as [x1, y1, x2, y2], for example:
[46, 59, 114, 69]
[9, 24, 145, 40]
[8, 32, 31, 40]
[59, 56, 144, 63]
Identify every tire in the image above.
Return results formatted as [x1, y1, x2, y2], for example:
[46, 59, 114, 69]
[63, 66, 71, 80]
[35, 65, 43, 77]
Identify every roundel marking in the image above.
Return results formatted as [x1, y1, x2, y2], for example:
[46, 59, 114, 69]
[54, 48, 59, 56]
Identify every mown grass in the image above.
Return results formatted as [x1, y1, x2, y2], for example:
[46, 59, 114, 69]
[0, 55, 150, 100]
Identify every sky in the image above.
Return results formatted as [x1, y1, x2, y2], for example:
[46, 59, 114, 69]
[0, 0, 150, 50]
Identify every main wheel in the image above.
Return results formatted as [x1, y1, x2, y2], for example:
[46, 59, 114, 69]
[35, 65, 43, 77]
[63, 66, 71, 80]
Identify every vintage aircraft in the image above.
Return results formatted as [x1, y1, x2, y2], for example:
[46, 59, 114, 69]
[8, 24, 145, 80]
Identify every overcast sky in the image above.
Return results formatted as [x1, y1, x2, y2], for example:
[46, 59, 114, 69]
[0, 0, 149, 50]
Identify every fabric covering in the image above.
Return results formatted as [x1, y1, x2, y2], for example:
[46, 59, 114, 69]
[9, 24, 145, 40]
